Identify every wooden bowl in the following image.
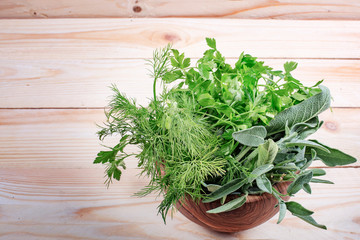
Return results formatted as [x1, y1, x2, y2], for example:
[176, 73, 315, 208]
[176, 181, 291, 233]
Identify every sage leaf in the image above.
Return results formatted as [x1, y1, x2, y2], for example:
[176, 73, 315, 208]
[266, 85, 331, 136]
[248, 164, 274, 182]
[285, 139, 330, 153]
[203, 178, 247, 203]
[311, 168, 326, 177]
[232, 126, 267, 147]
[256, 139, 278, 167]
[287, 171, 313, 195]
[286, 201, 314, 216]
[307, 140, 357, 167]
[302, 183, 312, 194]
[207, 195, 247, 214]
[206, 184, 222, 192]
[256, 174, 272, 193]
[277, 201, 287, 224]
[310, 178, 334, 184]
[293, 214, 327, 230]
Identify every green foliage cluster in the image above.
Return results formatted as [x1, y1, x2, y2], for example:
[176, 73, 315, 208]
[94, 39, 356, 229]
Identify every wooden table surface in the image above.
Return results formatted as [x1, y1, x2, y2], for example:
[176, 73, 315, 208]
[0, 2, 360, 240]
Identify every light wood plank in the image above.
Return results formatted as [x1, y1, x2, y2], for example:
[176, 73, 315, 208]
[0, 58, 357, 108]
[0, 167, 359, 239]
[0, 108, 358, 169]
[0, 0, 360, 20]
[0, 19, 359, 60]
[0, 58, 359, 108]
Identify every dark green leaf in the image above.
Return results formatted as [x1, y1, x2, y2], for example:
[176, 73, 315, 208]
[248, 164, 274, 182]
[266, 86, 331, 136]
[286, 201, 313, 216]
[113, 167, 122, 181]
[207, 195, 247, 213]
[271, 92, 282, 111]
[287, 171, 313, 195]
[310, 178, 334, 184]
[302, 183, 312, 194]
[293, 214, 327, 230]
[256, 174, 272, 193]
[307, 140, 357, 167]
[203, 178, 247, 203]
[311, 168, 326, 177]
[285, 139, 330, 153]
[94, 144, 120, 164]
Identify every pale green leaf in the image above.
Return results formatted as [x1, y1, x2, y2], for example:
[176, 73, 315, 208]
[232, 126, 267, 147]
[256, 174, 272, 193]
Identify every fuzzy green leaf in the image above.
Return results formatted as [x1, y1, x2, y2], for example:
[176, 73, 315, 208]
[207, 195, 247, 213]
[293, 214, 327, 230]
[310, 178, 334, 184]
[307, 140, 357, 167]
[286, 201, 314, 216]
[302, 183, 312, 194]
[203, 178, 247, 203]
[287, 171, 313, 195]
[266, 86, 331, 136]
[256, 139, 278, 167]
[311, 168, 326, 177]
[285, 139, 330, 153]
[256, 174, 272, 193]
[248, 164, 274, 183]
[206, 184, 222, 192]
[277, 201, 287, 224]
[232, 126, 267, 147]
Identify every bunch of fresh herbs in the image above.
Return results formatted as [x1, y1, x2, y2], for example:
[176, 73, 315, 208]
[94, 38, 356, 229]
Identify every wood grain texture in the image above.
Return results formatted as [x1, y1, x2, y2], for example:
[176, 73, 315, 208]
[0, 167, 359, 239]
[0, 108, 358, 170]
[0, 19, 360, 60]
[0, 0, 360, 20]
[177, 182, 291, 233]
[0, 16, 359, 239]
[0, 58, 359, 108]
